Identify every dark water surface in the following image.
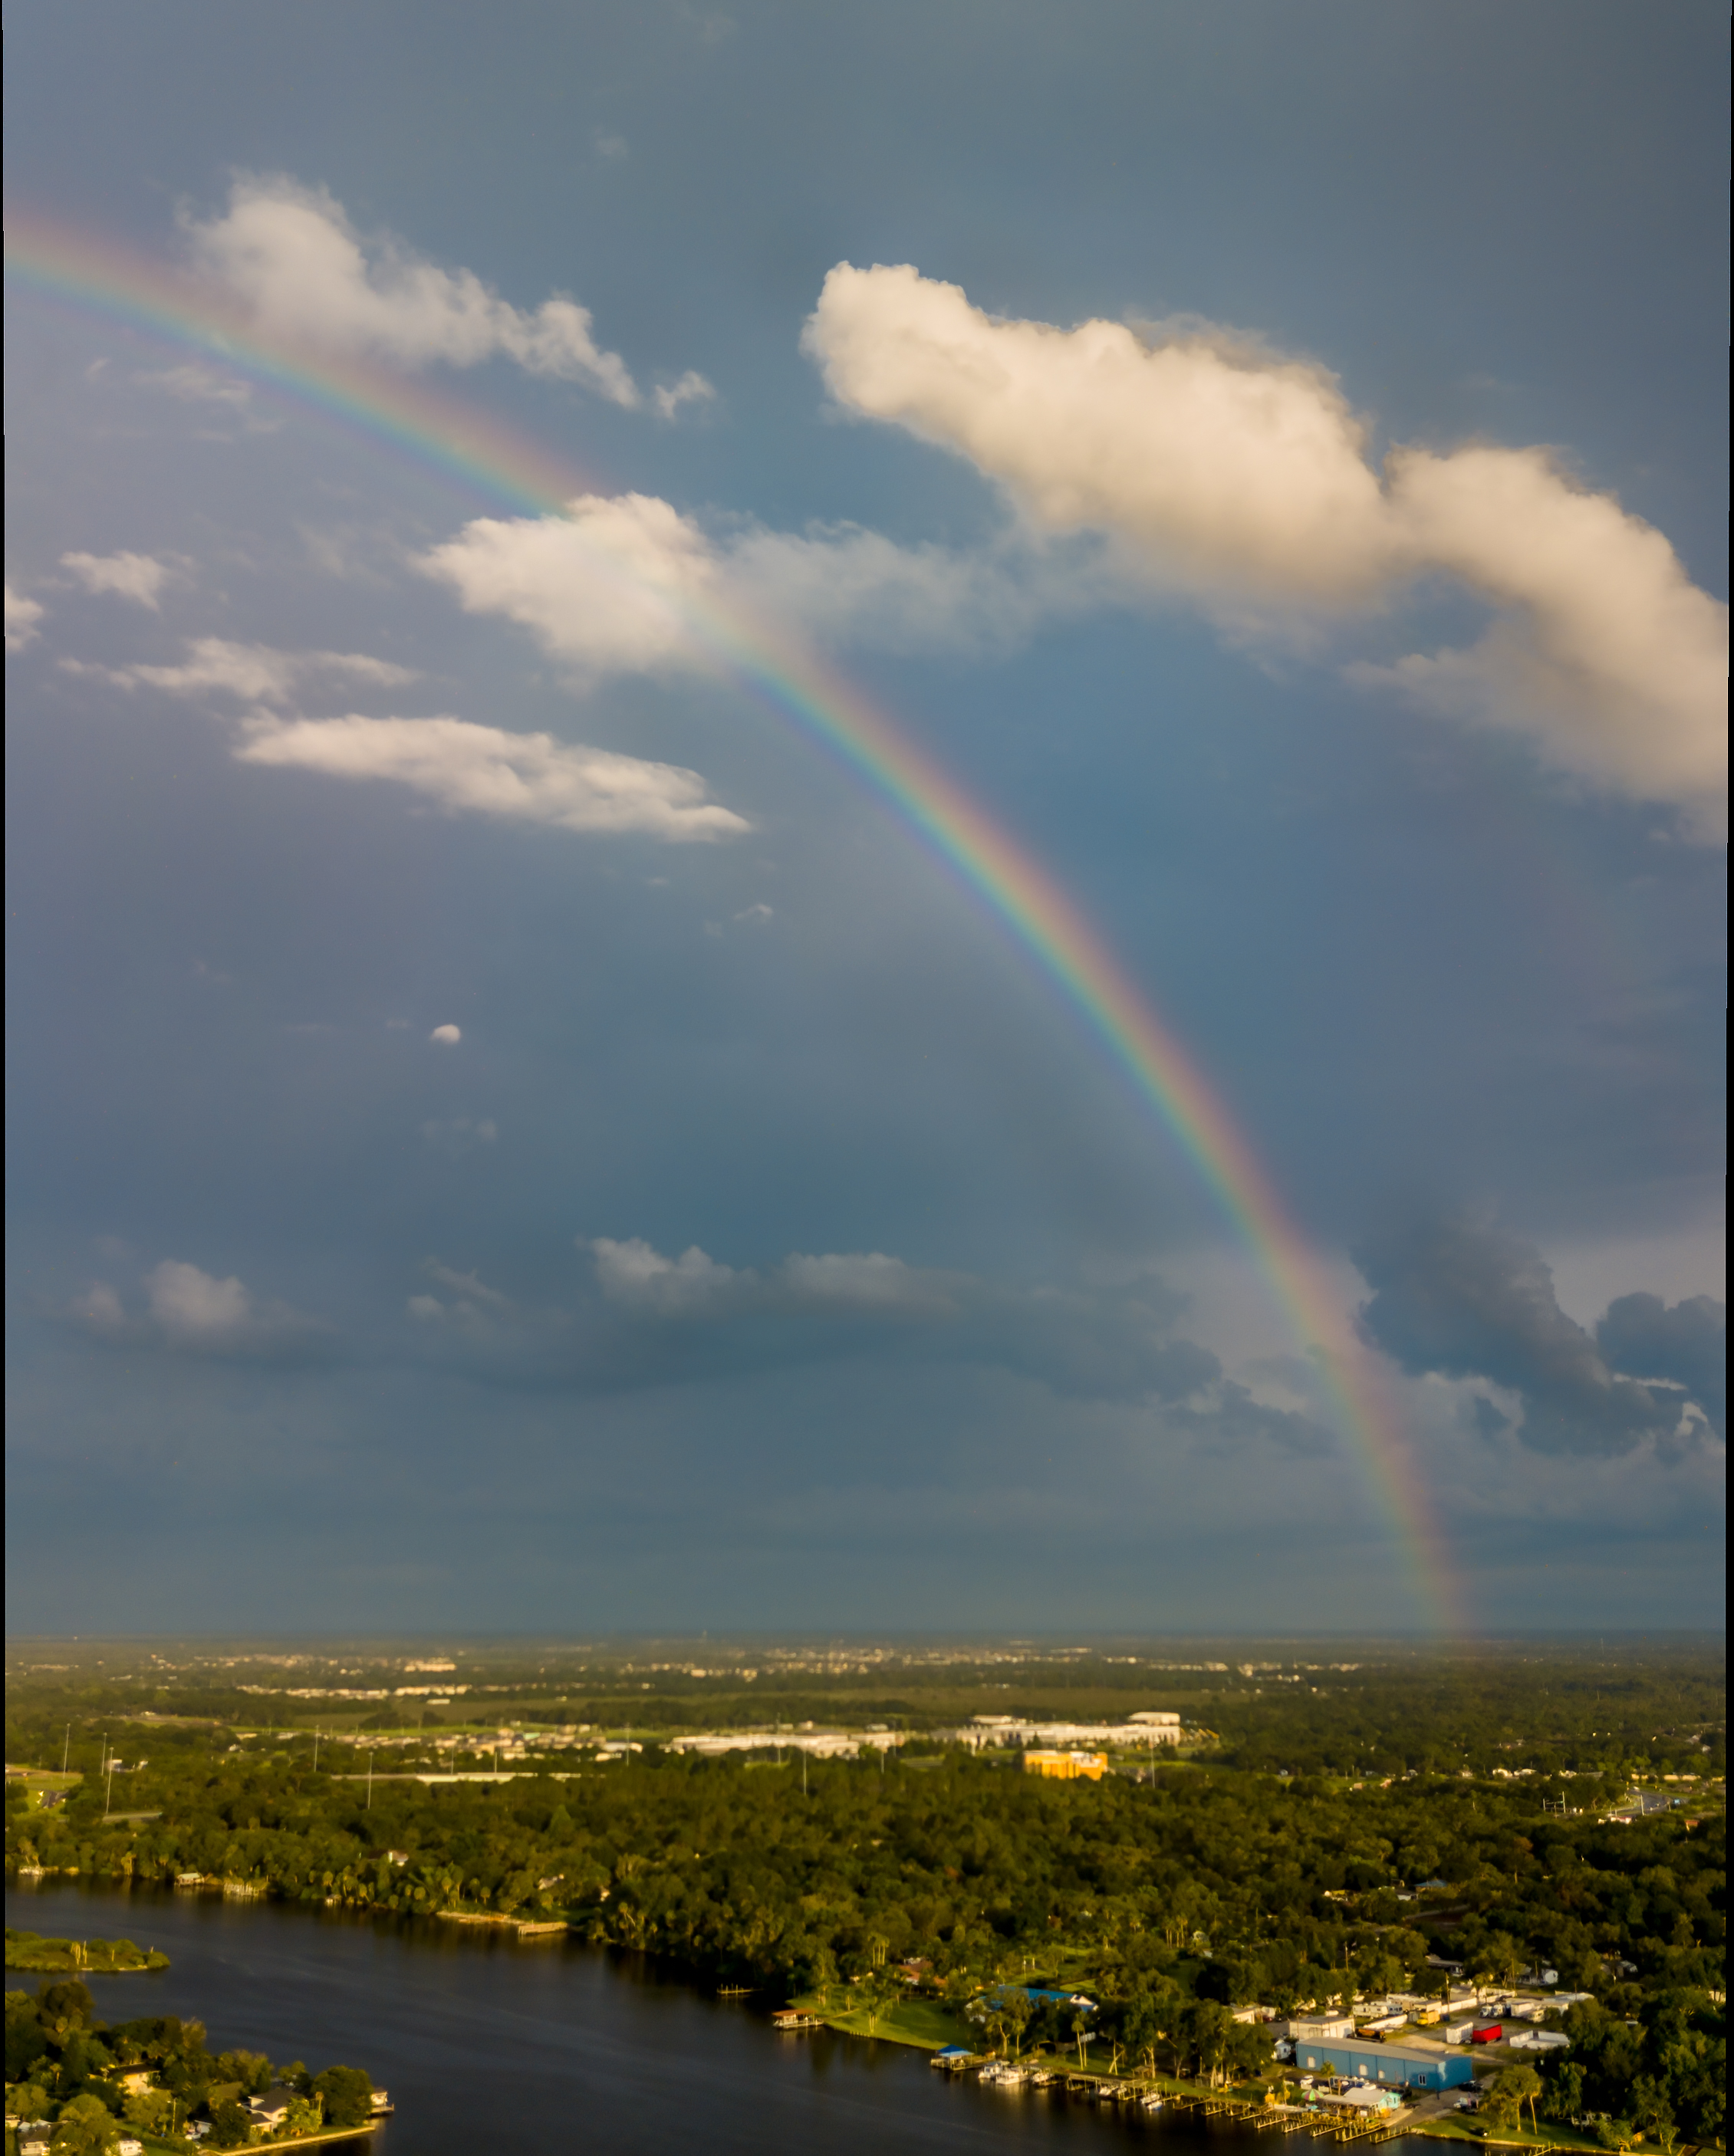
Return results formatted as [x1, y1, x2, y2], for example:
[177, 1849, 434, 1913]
[8, 1880, 1433, 2154]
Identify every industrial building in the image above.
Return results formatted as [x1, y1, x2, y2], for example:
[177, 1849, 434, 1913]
[1022, 1750, 1107, 1780]
[1292, 2036, 1474, 2092]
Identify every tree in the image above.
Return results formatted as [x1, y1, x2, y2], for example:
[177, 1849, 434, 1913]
[121, 2089, 176, 2135]
[1499, 2063, 1545, 2136]
[1226, 2020, 1272, 2085]
[206, 2098, 253, 2151]
[313, 2062, 375, 2128]
[857, 1972, 902, 2037]
[1630, 2075, 1679, 2156]
[50, 2095, 120, 2154]
[1542, 2059, 1588, 2122]
[1001, 1990, 1033, 2061]
[1120, 1986, 1167, 2076]
[36, 1980, 95, 2043]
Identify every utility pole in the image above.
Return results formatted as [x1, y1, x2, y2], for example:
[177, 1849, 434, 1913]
[62, 1726, 71, 1775]
[312, 1730, 320, 1774]
[367, 1750, 374, 1810]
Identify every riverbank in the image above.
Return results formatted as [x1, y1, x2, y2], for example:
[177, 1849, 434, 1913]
[117, 2131, 377, 2156]
[25, 1875, 1466, 2154]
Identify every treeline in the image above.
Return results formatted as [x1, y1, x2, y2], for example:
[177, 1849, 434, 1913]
[8, 1643, 1723, 1777]
[9, 1752, 1722, 2004]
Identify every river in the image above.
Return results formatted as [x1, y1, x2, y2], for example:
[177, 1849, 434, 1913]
[8, 1879, 1436, 2154]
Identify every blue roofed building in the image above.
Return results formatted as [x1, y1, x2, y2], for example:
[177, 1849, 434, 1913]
[1295, 2036, 1473, 2092]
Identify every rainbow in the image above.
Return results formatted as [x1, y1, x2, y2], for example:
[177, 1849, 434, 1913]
[5, 205, 1459, 1630]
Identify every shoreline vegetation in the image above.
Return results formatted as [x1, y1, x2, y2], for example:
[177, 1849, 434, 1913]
[6, 1639, 1723, 2150]
[2, 1974, 385, 2153]
[5, 1927, 169, 1974]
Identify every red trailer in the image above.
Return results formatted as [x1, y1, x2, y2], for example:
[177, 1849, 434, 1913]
[1470, 2024, 1504, 2044]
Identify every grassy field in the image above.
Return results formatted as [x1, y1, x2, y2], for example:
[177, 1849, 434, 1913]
[1410, 2124, 1610, 2151]
[791, 1992, 973, 2049]
[7, 1768, 84, 1807]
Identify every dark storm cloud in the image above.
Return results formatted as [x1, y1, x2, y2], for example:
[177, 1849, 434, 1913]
[1596, 1292, 1726, 1439]
[402, 1237, 1331, 1447]
[1357, 1215, 1722, 1456]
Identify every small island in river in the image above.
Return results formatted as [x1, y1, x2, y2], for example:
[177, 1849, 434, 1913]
[6, 1928, 170, 1973]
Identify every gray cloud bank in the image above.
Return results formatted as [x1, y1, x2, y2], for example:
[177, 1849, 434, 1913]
[400, 1235, 1332, 1451]
[1357, 1215, 1725, 1454]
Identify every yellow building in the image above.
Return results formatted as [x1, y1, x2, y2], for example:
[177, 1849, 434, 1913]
[1022, 1749, 1107, 1781]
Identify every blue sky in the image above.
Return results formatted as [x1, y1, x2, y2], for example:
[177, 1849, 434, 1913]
[5, 0, 1726, 1636]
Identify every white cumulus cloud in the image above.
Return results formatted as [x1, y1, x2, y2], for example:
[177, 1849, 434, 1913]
[68, 636, 418, 705]
[804, 262, 1728, 834]
[61, 551, 173, 610]
[429, 1024, 463, 1045]
[187, 176, 640, 404]
[420, 492, 1113, 679]
[422, 493, 722, 680]
[5, 587, 45, 654]
[589, 1237, 743, 1313]
[234, 714, 749, 843]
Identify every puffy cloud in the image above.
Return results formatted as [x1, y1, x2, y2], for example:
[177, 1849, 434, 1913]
[74, 1260, 331, 1359]
[234, 714, 749, 843]
[1354, 445, 1728, 836]
[70, 636, 417, 705]
[804, 263, 1728, 833]
[807, 265, 1396, 601]
[652, 370, 717, 422]
[61, 550, 171, 609]
[420, 492, 1114, 678]
[591, 1236, 745, 1313]
[5, 586, 45, 654]
[186, 176, 640, 404]
[429, 1024, 463, 1046]
[1356, 1214, 1721, 1455]
[421, 494, 721, 681]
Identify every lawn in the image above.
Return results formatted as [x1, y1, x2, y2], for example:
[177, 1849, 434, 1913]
[793, 1992, 974, 2050]
[1411, 2118, 1609, 2152]
[8, 1769, 84, 1806]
